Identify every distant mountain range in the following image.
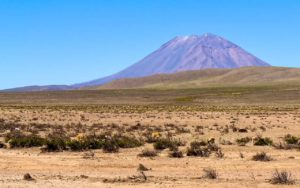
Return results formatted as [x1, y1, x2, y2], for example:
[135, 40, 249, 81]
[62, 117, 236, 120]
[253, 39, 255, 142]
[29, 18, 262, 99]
[4, 33, 271, 92]
[3, 85, 74, 92]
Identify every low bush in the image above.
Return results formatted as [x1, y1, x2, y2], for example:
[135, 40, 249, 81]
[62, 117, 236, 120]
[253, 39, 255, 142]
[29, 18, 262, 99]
[138, 149, 158, 157]
[5, 130, 24, 142]
[284, 134, 299, 145]
[187, 141, 219, 157]
[187, 147, 210, 157]
[153, 138, 184, 150]
[143, 132, 160, 143]
[252, 152, 273, 161]
[270, 169, 295, 185]
[169, 149, 184, 158]
[63, 134, 143, 152]
[44, 136, 68, 152]
[203, 168, 218, 179]
[66, 140, 88, 151]
[254, 136, 273, 146]
[236, 137, 252, 146]
[115, 135, 143, 148]
[83, 135, 105, 150]
[102, 138, 119, 153]
[273, 142, 300, 150]
[9, 135, 45, 148]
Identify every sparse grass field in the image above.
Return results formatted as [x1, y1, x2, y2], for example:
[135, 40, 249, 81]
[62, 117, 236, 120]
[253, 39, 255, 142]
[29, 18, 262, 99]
[0, 85, 299, 187]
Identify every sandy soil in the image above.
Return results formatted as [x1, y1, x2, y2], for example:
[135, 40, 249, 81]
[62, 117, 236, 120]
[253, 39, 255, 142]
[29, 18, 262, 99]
[0, 106, 299, 187]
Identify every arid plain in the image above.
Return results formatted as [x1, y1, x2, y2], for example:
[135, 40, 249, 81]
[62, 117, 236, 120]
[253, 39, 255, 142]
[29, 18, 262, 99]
[0, 84, 300, 187]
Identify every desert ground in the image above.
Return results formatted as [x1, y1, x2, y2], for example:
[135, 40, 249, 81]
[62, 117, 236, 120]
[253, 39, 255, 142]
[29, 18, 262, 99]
[0, 86, 300, 187]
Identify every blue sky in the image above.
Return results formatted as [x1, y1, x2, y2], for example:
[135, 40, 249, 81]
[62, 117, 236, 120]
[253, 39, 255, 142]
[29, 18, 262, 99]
[0, 0, 299, 89]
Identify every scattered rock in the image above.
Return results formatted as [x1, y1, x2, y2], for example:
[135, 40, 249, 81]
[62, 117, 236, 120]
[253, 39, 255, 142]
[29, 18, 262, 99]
[23, 173, 35, 181]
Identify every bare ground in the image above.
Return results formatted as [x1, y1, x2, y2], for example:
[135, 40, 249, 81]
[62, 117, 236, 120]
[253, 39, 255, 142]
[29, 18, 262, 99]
[0, 103, 299, 187]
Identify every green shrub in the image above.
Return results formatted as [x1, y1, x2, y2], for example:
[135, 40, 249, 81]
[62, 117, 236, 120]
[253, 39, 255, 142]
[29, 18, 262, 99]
[236, 137, 252, 146]
[154, 138, 173, 150]
[102, 139, 119, 153]
[186, 140, 220, 157]
[45, 137, 68, 152]
[254, 137, 273, 146]
[50, 134, 143, 152]
[284, 134, 299, 145]
[5, 131, 24, 142]
[187, 145, 210, 157]
[84, 135, 105, 150]
[115, 135, 143, 148]
[153, 138, 184, 150]
[9, 135, 45, 148]
[169, 149, 184, 158]
[67, 140, 88, 151]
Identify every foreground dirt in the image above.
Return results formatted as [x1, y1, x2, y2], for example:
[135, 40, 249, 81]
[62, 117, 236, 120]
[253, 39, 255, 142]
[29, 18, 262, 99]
[0, 106, 299, 187]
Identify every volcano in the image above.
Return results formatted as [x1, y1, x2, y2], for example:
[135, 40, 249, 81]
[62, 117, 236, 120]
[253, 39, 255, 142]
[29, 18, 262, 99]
[75, 33, 269, 88]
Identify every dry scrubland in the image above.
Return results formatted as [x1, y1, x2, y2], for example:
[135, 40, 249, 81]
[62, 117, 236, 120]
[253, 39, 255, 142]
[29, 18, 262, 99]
[0, 85, 300, 187]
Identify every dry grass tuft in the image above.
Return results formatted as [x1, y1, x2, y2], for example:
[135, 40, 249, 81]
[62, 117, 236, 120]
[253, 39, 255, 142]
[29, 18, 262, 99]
[270, 169, 295, 185]
[252, 152, 273, 161]
[203, 168, 218, 179]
